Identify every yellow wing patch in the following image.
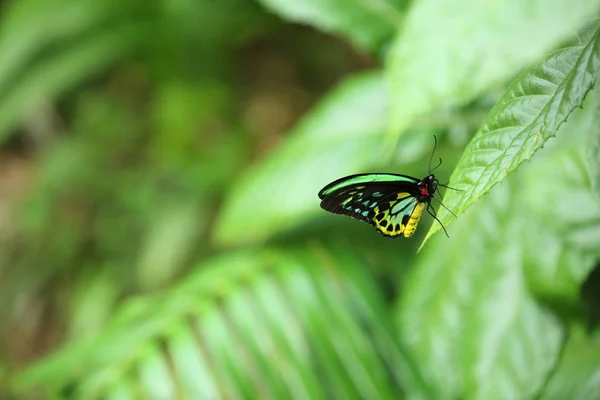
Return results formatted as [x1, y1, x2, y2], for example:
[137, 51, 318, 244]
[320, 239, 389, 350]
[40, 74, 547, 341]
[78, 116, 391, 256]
[372, 192, 412, 237]
[402, 202, 424, 237]
[372, 201, 425, 238]
[372, 207, 405, 237]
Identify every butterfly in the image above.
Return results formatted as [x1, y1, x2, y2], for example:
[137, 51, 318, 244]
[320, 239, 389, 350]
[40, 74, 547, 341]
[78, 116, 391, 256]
[318, 136, 457, 238]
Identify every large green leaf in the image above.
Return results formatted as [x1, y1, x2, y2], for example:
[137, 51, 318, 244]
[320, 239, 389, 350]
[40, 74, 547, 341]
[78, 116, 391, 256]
[0, 0, 152, 143]
[521, 147, 600, 303]
[540, 326, 600, 400]
[0, 24, 145, 143]
[423, 21, 600, 244]
[589, 85, 600, 197]
[0, 0, 118, 86]
[398, 187, 565, 400]
[12, 244, 430, 399]
[387, 0, 598, 135]
[256, 0, 406, 52]
[213, 71, 437, 247]
[516, 105, 600, 303]
[397, 118, 600, 399]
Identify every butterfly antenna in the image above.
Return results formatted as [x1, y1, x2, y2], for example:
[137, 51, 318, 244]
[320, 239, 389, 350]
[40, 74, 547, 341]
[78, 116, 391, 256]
[428, 135, 438, 173]
[438, 183, 464, 192]
[426, 203, 449, 238]
[432, 194, 458, 218]
[428, 135, 444, 174]
[430, 157, 442, 173]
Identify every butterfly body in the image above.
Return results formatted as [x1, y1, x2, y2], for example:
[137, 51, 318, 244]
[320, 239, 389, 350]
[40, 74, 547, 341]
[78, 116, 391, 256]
[318, 173, 438, 238]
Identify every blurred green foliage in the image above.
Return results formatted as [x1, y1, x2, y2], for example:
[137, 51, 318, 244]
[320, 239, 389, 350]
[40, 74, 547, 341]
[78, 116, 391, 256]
[1, 0, 600, 399]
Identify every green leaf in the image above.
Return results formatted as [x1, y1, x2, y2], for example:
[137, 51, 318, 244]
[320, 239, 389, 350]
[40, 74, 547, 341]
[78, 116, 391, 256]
[581, 266, 600, 331]
[518, 112, 600, 303]
[423, 21, 600, 244]
[0, 0, 149, 143]
[136, 202, 203, 290]
[398, 187, 564, 399]
[540, 326, 600, 400]
[397, 125, 600, 399]
[387, 0, 599, 135]
[67, 269, 120, 340]
[515, 145, 600, 308]
[12, 244, 429, 399]
[213, 71, 436, 246]
[256, 0, 405, 52]
[589, 85, 600, 197]
[0, 0, 119, 87]
[137, 344, 177, 399]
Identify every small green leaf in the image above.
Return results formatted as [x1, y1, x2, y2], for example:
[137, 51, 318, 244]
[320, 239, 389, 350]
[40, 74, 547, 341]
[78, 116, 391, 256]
[167, 324, 221, 399]
[423, 21, 600, 244]
[136, 202, 202, 290]
[137, 344, 176, 399]
[387, 0, 599, 135]
[68, 269, 120, 340]
[256, 0, 405, 52]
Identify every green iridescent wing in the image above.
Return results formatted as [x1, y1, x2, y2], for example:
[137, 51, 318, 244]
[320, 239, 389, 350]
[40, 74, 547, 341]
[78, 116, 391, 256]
[318, 174, 426, 238]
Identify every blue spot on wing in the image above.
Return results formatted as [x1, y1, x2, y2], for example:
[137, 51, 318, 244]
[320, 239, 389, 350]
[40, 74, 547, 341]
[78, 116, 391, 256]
[391, 197, 416, 214]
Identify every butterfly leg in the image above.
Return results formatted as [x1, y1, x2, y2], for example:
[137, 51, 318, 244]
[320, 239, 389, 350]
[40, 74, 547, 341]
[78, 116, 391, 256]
[432, 194, 458, 218]
[438, 183, 464, 192]
[426, 202, 450, 238]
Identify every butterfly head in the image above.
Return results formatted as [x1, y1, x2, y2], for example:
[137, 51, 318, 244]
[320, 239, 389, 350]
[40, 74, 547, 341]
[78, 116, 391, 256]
[417, 174, 438, 202]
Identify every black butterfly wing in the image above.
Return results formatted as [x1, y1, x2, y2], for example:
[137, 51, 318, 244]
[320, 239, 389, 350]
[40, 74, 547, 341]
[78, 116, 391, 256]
[318, 174, 424, 238]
